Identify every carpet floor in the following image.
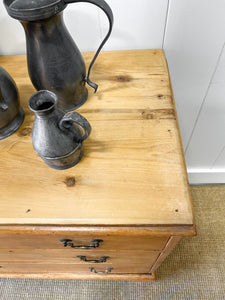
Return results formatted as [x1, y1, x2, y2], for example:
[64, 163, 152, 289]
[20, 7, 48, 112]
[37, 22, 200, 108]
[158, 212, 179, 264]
[0, 185, 224, 300]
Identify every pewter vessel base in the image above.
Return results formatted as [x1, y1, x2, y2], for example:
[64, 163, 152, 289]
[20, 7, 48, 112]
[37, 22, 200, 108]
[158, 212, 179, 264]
[63, 88, 88, 112]
[0, 107, 24, 140]
[41, 147, 84, 170]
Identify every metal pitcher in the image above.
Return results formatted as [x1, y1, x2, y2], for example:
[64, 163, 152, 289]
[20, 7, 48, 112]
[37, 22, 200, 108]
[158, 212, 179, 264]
[0, 66, 24, 139]
[28, 90, 91, 169]
[4, 0, 114, 111]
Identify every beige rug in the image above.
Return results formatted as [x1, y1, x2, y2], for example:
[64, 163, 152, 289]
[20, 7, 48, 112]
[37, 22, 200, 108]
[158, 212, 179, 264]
[0, 185, 224, 300]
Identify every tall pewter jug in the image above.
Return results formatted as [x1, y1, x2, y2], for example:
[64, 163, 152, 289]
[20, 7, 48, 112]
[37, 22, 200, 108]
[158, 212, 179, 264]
[4, 0, 113, 111]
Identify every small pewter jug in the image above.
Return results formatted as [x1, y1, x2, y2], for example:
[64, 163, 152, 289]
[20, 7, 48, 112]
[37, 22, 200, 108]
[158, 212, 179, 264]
[0, 66, 24, 140]
[4, 0, 114, 111]
[29, 90, 91, 169]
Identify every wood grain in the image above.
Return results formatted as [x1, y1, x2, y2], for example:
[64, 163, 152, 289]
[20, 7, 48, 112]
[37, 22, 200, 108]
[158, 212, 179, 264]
[0, 263, 153, 274]
[0, 225, 196, 236]
[149, 236, 181, 273]
[0, 234, 169, 251]
[0, 272, 156, 281]
[0, 249, 160, 265]
[0, 50, 194, 227]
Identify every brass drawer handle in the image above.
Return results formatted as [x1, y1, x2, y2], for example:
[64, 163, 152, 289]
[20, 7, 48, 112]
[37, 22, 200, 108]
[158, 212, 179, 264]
[77, 255, 109, 263]
[60, 239, 103, 249]
[89, 267, 113, 274]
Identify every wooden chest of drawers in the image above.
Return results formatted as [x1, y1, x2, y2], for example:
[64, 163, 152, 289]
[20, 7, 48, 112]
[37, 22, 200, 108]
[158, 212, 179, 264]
[0, 50, 195, 281]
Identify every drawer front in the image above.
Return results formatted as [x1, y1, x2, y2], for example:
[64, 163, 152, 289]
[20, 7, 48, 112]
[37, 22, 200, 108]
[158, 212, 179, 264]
[0, 249, 160, 265]
[0, 234, 169, 251]
[0, 263, 153, 274]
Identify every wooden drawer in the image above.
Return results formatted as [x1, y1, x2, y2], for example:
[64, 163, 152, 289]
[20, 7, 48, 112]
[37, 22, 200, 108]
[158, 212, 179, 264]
[0, 263, 154, 275]
[0, 234, 169, 251]
[0, 249, 160, 265]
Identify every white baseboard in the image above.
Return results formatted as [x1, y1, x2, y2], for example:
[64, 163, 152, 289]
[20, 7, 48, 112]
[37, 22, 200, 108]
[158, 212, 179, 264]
[187, 168, 225, 184]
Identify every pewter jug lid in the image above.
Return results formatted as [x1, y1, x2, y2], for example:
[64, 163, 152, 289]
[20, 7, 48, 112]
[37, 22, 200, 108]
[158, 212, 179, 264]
[4, 0, 67, 21]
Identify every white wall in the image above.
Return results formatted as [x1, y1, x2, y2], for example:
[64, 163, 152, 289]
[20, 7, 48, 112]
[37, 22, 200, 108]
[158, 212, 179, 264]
[0, 0, 224, 184]
[164, 0, 225, 184]
[0, 0, 168, 54]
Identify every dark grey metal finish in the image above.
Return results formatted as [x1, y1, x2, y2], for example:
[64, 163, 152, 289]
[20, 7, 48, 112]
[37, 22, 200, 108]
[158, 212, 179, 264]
[4, 0, 114, 111]
[4, 0, 66, 21]
[89, 267, 113, 274]
[28, 90, 91, 169]
[60, 239, 103, 249]
[0, 66, 24, 140]
[77, 255, 109, 263]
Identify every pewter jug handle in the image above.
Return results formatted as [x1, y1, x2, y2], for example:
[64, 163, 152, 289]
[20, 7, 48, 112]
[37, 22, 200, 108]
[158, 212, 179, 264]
[59, 111, 91, 142]
[63, 0, 114, 92]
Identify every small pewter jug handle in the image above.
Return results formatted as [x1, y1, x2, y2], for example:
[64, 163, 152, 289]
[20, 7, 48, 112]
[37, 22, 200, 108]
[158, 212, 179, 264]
[64, 0, 114, 92]
[59, 111, 91, 142]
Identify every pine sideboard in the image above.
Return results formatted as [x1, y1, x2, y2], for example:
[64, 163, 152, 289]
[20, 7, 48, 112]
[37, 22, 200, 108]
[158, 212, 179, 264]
[0, 50, 196, 281]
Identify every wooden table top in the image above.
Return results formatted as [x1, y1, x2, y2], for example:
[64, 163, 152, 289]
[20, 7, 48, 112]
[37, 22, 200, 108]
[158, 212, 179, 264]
[0, 50, 194, 228]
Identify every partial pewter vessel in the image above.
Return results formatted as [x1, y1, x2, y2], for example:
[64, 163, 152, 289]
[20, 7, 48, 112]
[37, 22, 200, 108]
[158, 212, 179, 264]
[29, 90, 91, 169]
[0, 66, 24, 140]
[4, 0, 114, 112]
